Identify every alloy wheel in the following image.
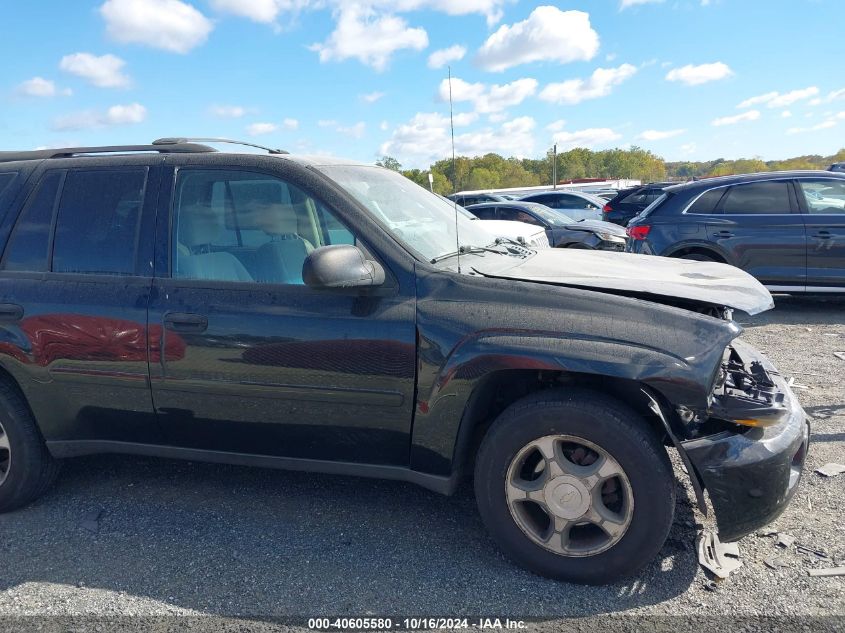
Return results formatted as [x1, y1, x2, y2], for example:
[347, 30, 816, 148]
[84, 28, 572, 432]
[505, 434, 634, 557]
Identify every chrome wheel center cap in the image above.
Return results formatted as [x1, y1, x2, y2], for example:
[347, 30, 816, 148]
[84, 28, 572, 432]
[544, 476, 590, 520]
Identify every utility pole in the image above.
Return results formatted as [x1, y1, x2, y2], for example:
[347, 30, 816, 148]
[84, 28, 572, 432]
[428, 172, 434, 192]
[552, 144, 557, 190]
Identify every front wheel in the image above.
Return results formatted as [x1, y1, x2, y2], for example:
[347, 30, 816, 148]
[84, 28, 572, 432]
[474, 389, 675, 584]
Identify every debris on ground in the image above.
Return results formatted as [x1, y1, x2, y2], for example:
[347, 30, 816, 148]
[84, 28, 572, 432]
[756, 528, 778, 537]
[807, 567, 845, 578]
[764, 557, 788, 570]
[815, 463, 845, 477]
[786, 377, 810, 390]
[796, 543, 828, 559]
[80, 508, 103, 534]
[698, 530, 743, 579]
[777, 533, 796, 548]
[834, 352, 845, 361]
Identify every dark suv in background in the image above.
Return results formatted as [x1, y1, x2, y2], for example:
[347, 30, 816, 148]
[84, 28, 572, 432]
[626, 171, 845, 292]
[447, 192, 506, 207]
[601, 183, 673, 226]
[829, 162, 845, 173]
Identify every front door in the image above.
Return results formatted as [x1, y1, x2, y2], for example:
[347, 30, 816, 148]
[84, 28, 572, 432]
[795, 177, 845, 290]
[148, 167, 417, 465]
[704, 180, 806, 288]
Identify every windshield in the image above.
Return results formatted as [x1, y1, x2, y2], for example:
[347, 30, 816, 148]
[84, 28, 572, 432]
[316, 165, 499, 262]
[519, 203, 574, 225]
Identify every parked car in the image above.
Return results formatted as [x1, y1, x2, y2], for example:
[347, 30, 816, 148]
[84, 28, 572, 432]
[0, 141, 808, 584]
[465, 201, 627, 250]
[626, 171, 845, 292]
[601, 183, 672, 226]
[447, 192, 507, 207]
[829, 162, 845, 173]
[518, 190, 606, 221]
[435, 193, 550, 249]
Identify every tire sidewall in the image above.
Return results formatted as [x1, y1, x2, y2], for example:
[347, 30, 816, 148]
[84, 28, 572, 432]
[475, 394, 675, 584]
[0, 395, 44, 507]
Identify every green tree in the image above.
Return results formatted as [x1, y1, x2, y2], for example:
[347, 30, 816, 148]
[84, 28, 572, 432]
[375, 155, 402, 171]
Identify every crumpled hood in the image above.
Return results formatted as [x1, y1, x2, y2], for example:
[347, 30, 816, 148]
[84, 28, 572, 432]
[476, 249, 774, 315]
[562, 219, 627, 237]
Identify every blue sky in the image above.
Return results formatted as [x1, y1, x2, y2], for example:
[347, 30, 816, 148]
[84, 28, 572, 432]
[2, 0, 843, 168]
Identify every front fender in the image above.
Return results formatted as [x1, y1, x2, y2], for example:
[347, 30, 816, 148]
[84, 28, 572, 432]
[410, 268, 741, 477]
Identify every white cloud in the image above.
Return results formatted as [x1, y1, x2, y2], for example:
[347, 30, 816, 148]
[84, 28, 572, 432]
[427, 45, 466, 69]
[210, 105, 247, 118]
[488, 112, 507, 123]
[361, 91, 385, 103]
[781, 110, 792, 118]
[620, 0, 664, 8]
[380, 0, 507, 25]
[247, 122, 279, 136]
[337, 121, 367, 139]
[59, 52, 130, 88]
[809, 88, 845, 106]
[738, 87, 819, 109]
[378, 111, 529, 166]
[546, 120, 567, 132]
[100, 0, 214, 54]
[310, 5, 428, 71]
[318, 119, 338, 128]
[736, 91, 778, 109]
[637, 128, 686, 141]
[552, 127, 621, 151]
[282, 118, 299, 130]
[787, 120, 837, 135]
[680, 142, 697, 155]
[210, 0, 294, 23]
[539, 64, 637, 105]
[711, 110, 760, 126]
[439, 77, 538, 114]
[475, 7, 599, 72]
[665, 62, 733, 86]
[16, 77, 69, 98]
[53, 102, 147, 130]
[379, 120, 389, 131]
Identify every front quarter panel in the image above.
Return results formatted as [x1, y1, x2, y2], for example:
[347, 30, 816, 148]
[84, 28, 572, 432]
[411, 268, 741, 475]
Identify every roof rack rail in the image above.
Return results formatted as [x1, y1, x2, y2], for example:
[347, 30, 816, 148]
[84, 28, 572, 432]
[0, 143, 217, 164]
[153, 137, 289, 155]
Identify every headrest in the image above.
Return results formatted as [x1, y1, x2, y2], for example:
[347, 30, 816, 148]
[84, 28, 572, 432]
[179, 202, 223, 247]
[229, 182, 299, 235]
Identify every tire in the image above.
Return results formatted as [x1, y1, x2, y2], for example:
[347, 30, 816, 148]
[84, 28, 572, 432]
[0, 381, 60, 513]
[474, 388, 675, 585]
[678, 252, 716, 262]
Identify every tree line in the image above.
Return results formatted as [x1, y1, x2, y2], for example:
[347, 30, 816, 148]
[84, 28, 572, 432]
[376, 147, 845, 195]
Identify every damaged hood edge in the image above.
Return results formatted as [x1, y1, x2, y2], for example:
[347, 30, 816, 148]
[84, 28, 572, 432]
[474, 250, 775, 316]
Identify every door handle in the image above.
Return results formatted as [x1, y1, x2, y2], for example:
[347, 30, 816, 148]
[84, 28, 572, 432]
[163, 312, 208, 333]
[715, 231, 734, 238]
[812, 231, 832, 239]
[0, 303, 24, 322]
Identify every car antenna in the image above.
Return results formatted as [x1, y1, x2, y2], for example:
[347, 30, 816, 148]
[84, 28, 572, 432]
[448, 65, 461, 274]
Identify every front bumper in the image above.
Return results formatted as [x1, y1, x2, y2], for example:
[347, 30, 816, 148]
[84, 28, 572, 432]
[596, 237, 627, 252]
[680, 340, 809, 542]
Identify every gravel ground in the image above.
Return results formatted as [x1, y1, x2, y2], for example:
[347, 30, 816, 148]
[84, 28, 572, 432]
[0, 295, 843, 631]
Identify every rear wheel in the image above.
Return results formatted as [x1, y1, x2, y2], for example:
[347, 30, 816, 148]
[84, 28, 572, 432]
[0, 382, 60, 513]
[678, 252, 717, 262]
[474, 389, 675, 584]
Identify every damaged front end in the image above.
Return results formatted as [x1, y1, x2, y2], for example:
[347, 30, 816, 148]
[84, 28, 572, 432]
[680, 339, 810, 542]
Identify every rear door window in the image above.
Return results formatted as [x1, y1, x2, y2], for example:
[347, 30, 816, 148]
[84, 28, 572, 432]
[720, 181, 792, 215]
[797, 179, 845, 214]
[52, 169, 147, 275]
[687, 188, 726, 214]
[1, 171, 62, 272]
[469, 206, 497, 220]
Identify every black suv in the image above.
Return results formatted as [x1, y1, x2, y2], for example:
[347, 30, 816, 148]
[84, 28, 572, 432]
[829, 162, 845, 173]
[626, 171, 845, 292]
[0, 141, 808, 584]
[601, 183, 673, 226]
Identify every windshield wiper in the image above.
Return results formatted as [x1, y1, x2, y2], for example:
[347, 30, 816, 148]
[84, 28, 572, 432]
[430, 244, 508, 264]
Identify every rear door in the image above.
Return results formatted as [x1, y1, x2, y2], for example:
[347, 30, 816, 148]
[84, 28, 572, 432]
[148, 163, 417, 465]
[704, 180, 806, 289]
[0, 158, 160, 445]
[795, 177, 845, 289]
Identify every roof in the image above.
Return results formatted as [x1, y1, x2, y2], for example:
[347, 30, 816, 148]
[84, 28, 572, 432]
[666, 170, 845, 193]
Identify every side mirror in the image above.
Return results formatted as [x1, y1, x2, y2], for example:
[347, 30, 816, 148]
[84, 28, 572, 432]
[303, 245, 385, 289]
